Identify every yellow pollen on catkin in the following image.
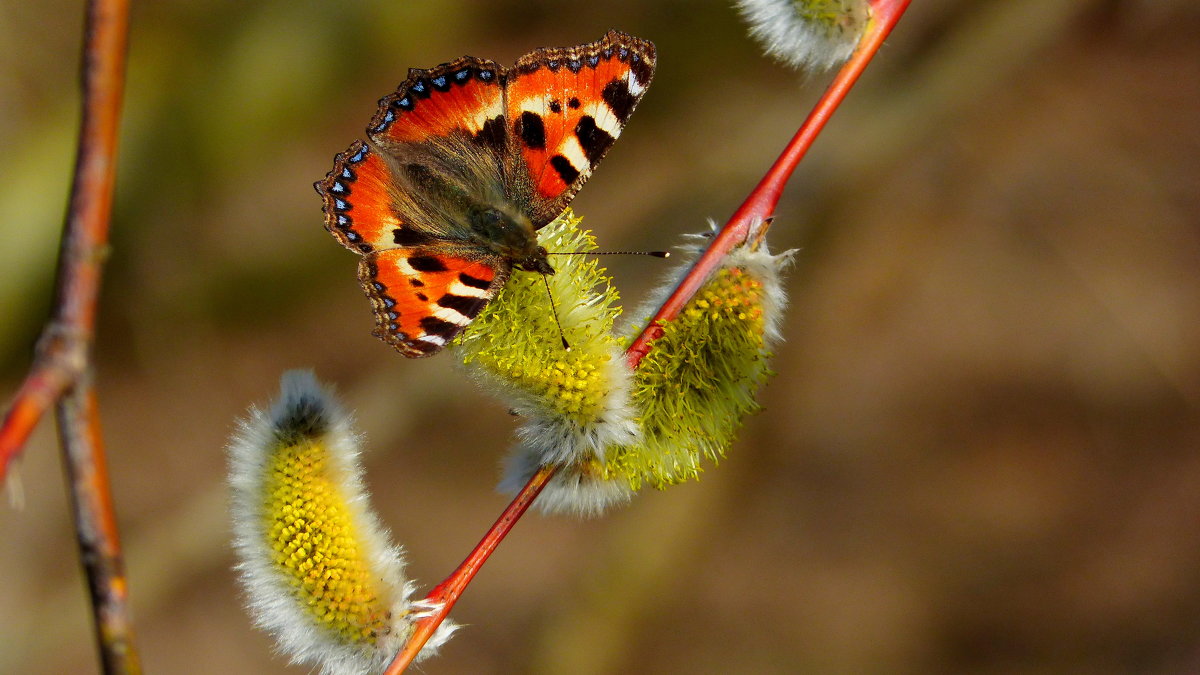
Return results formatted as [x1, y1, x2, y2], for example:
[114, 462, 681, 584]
[475, 353, 611, 421]
[262, 438, 389, 646]
[607, 264, 773, 490]
[792, 0, 869, 38]
[457, 211, 627, 429]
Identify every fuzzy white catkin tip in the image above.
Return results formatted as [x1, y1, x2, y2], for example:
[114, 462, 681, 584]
[228, 370, 457, 674]
[735, 0, 870, 71]
[499, 444, 635, 518]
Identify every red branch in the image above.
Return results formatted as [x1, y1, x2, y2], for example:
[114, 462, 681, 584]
[625, 0, 913, 368]
[385, 1, 911, 670]
[0, 0, 138, 671]
[382, 464, 555, 674]
[59, 381, 142, 673]
[0, 0, 129, 480]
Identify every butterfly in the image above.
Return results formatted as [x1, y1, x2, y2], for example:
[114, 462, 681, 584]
[315, 30, 655, 357]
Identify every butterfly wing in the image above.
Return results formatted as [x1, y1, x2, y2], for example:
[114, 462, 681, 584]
[360, 248, 509, 357]
[314, 58, 516, 356]
[368, 56, 507, 151]
[505, 30, 656, 228]
[315, 56, 511, 251]
[315, 140, 405, 254]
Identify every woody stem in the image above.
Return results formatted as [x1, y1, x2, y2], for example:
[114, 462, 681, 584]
[625, 0, 912, 368]
[0, 0, 139, 671]
[0, 0, 129, 481]
[381, 464, 556, 674]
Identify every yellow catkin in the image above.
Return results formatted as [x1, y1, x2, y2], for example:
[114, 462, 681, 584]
[793, 0, 869, 38]
[262, 439, 389, 646]
[458, 211, 626, 429]
[472, 351, 611, 424]
[607, 265, 772, 490]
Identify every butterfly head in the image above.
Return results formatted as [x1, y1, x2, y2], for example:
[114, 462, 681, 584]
[468, 205, 555, 275]
[516, 246, 555, 275]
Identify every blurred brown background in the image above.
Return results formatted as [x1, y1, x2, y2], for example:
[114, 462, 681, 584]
[3, 0, 1199, 673]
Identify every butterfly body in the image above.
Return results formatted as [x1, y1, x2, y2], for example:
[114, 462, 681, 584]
[316, 31, 655, 357]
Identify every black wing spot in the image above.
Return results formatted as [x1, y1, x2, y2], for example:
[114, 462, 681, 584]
[419, 316, 460, 340]
[574, 116, 615, 164]
[550, 155, 580, 184]
[408, 256, 448, 272]
[630, 57, 654, 89]
[602, 79, 636, 123]
[518, 111, 546, 149]
[476, 114, 507, 153]
[438, 293, 487, 318]
[392, 228, 434, 246]
[458, 272, 491, 290]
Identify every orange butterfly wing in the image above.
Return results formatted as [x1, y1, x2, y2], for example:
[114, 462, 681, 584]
[360, 249, 507, 358]
[505, 30, 656, 227]
[368, 56, 506, 151]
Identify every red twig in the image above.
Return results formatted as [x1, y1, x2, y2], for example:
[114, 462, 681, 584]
[59, 381, 142, 673]
[382, 464, 556, 674]
[625, 0, 913, 368]
[386, 2, 911, 670]
[1, 0, 137, 671]
[0, 0, 129, 480]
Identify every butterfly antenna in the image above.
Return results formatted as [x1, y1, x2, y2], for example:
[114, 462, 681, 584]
[542, 273, 570, 352]
[538, 250, 669, 352]
[547, 250, 670, 258]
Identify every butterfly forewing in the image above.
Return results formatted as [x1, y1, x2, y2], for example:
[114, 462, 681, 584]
[368, 56, 507, 150]
[506, 30, 656, 227]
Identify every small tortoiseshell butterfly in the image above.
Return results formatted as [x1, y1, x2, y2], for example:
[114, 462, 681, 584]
[315, 30, 655, 357]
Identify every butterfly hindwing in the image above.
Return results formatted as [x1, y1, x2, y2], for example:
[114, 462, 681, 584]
[505, 30, 656, 227]
[359, 249, 509, 358]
